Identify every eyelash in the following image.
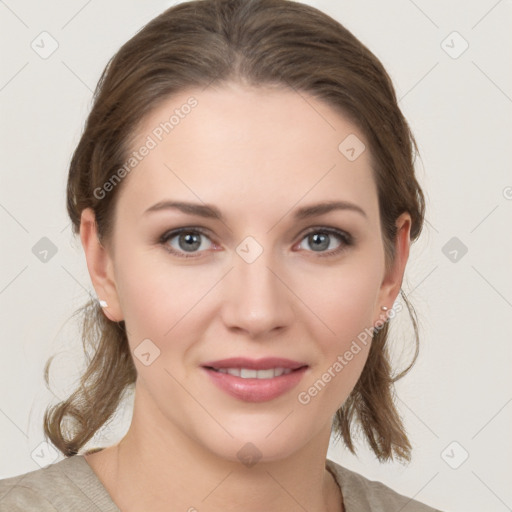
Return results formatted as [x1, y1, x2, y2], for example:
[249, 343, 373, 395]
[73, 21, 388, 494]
[158, 226, 354, 259]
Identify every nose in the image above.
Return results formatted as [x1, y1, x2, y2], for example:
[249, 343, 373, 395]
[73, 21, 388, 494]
[219, 246, 296, 339]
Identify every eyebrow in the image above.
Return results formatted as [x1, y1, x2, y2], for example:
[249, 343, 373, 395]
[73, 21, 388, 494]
[144, 200, 367, 221]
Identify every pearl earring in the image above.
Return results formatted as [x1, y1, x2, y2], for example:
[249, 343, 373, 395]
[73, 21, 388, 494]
[99, 300, 108, 308]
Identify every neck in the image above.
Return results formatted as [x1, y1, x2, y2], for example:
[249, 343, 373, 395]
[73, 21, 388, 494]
[85, 390, 343, 512]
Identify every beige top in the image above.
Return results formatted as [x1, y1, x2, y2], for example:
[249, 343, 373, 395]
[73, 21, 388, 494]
[0, 455, 442, 511]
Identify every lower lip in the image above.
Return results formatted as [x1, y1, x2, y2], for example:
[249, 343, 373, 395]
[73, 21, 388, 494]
[202, 367, 308, 402]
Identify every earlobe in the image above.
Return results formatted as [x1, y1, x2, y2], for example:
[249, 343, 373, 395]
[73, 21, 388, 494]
[79, 208, 123, 322]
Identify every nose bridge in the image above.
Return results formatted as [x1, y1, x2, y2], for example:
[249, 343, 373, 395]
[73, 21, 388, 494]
[221, 238, 294, 335]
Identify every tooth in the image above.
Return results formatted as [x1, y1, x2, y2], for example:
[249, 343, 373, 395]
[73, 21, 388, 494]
[216, 367, 296, 379]
[240, 368, 258, 378]
[256, 369, 275, 379]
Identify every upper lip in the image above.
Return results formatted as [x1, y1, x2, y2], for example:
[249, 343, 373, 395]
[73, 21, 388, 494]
[201, 357, 308, 370]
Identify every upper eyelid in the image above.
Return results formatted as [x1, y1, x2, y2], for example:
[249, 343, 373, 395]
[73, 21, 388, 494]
[160, 225, 353, 250]
[160, 225, 351, 239]
[300, 226, 352, 238]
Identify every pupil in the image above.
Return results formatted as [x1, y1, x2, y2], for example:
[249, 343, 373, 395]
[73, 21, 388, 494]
[310, 233, 328, 251]
[180, 233, 200, 251]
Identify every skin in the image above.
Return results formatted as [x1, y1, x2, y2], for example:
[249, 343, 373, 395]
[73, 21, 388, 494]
[81, 82, 411, 512]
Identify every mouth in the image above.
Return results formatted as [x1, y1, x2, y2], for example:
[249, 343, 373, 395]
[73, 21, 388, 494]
[205, 366, 304, 379]
[200, 357, 309, 402]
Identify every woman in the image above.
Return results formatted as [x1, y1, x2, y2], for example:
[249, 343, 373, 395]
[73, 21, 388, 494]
[0, 0, 443, 510]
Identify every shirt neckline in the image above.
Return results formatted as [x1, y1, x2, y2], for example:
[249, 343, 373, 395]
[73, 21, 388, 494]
[74, 453, 346, 511]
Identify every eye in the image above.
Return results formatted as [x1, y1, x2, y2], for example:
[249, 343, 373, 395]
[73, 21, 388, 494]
[159, 228, 215, 258]
[159, 226, 354, 259]
[296, 227, 353, 257]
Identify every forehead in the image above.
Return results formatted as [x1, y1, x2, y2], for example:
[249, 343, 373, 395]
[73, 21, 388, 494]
[117, 83, 379, 227]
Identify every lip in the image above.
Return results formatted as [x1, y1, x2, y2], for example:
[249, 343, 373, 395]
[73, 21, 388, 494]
[201, 357, 309, 403]
[201, 357, 307, 370]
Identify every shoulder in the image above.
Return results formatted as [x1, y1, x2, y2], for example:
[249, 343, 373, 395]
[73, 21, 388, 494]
[0, 455, 118, 512]
[326, 458, 443, 512]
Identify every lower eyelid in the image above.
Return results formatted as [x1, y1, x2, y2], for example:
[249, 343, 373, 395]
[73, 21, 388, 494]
[159, 228, 353, 257]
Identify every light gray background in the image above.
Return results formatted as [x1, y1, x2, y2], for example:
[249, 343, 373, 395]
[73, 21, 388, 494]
[1, 1, 511, 511]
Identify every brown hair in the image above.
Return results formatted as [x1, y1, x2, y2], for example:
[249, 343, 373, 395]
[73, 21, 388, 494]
[44, 0, 425, 461]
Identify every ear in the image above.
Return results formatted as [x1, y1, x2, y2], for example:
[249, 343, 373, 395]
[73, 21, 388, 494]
[374, 212, 411, 326]
[80, 208, 124, 322]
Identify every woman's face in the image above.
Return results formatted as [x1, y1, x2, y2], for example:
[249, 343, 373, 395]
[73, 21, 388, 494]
[85, 82, 410, 462]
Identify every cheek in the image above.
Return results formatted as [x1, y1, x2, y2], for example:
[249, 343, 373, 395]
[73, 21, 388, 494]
[301, 258, 382, 349]
[298, 288, 374, 414]
[294, 257, 381, 406]
[114, 251, 217, 351]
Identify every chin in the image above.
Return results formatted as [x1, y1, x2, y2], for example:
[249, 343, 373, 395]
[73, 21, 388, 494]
[190, 414, 321, 466]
